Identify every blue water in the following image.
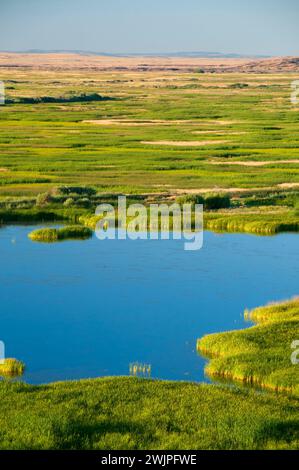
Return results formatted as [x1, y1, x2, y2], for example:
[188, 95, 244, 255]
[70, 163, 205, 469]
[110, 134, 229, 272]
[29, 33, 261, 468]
[0, 225, 298, 384]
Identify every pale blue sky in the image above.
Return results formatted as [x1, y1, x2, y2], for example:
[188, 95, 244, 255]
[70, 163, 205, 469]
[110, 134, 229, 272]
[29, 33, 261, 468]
[0, 0, 298, 55]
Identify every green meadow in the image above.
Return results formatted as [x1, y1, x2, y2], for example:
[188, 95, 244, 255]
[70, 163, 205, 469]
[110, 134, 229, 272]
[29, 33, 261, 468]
[0, 68, 298, 232]
[0, 69, 299, 198]
[0, 376, 298, 450]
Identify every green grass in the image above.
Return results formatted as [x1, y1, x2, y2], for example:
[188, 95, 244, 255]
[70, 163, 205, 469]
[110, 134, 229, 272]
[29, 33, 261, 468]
[0, 358, 25, 377]
[0, 70, 299, 197]
[197, 298, 299, 395]
[0, 297, 298, 450]
[28, 225, 92, 242]
[1, 68, 299, 235]
[204, 212, 299, 234]
[0, 377, 298, 450]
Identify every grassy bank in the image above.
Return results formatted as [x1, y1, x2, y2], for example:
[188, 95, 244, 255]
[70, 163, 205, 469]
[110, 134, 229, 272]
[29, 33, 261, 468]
[28, 225, 92, 242]
[197, 298, 299, 395]
[204, 212, 299, 234]
[0, 377, 298, 450]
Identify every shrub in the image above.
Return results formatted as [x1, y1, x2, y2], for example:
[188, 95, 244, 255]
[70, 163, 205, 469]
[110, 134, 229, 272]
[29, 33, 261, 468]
[229, 83, 249, 89]
[63, 198, 75, 208]
[74, 197, 91, 208]
[53, 186, 96, 197]
[6, 93, 114, 105]
[176, 194, 205, 206]
[204, 194, 231, 210]
[36, 192, 52, 207]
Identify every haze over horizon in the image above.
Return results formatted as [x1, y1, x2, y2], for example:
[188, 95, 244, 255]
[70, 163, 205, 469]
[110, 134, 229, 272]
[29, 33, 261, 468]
[0, 49, 272, 58]
[0, 0, 298, 57]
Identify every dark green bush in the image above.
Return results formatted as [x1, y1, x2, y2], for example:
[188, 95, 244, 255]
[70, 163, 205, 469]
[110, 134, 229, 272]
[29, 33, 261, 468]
[53, 186, 96, 197]
[204, 194, 231, 210]
[229, 83, 249, 89]
[6, 93, 114, 105]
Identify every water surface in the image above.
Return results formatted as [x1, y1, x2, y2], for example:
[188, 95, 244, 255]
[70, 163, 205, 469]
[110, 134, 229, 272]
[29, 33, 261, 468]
[0, 225, 298, 384]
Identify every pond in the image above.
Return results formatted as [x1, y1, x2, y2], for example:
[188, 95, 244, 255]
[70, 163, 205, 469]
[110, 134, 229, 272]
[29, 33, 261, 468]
[0, 225, 298, 384]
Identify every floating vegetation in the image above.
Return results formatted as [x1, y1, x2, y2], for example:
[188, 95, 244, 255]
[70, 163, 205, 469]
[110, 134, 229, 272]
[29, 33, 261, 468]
[28, 225, 92, 242]
[0, 358, 25, 377]
[129, 362, 152, 378]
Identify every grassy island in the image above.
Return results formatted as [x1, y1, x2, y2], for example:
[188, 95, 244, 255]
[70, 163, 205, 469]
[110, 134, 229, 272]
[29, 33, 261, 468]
[28, 225, 92, 242]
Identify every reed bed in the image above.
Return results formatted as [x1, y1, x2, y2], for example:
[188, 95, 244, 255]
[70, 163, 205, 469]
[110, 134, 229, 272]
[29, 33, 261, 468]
[0, 358, 25, 377]
[205, 214, 299, 234]
[28, 225, 92, 242]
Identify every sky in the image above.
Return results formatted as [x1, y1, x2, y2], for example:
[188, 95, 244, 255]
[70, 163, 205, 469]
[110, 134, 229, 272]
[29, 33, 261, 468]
[0, 0, 298, 56]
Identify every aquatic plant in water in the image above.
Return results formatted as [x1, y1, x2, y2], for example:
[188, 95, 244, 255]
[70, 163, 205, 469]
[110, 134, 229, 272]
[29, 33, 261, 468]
[129, 362, 151, 377]
[0, 358, 25, 377]
[28, 225, 92, 242]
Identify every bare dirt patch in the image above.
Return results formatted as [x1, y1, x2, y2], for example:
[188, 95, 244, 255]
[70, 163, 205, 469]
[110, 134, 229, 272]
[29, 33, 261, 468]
[193, 130, 247, 135]
[141, 140, 229, 147]
[83, 119, 192, 126]
[83, 119, 241, 127]
[173, 187, 255, 195]
[278, 183, 299, 188]
[210, 159, 299, 167]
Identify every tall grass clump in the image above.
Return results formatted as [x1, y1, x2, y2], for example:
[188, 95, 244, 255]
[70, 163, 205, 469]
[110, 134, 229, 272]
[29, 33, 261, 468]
[0, 358, 25, 377]
[176, 194, 205, 206]
[28, 225, 92, 242]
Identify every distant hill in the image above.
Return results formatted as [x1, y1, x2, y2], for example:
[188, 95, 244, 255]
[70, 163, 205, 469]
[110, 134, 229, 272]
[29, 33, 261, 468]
[0, 52, 298, 73]
[234, 56, 299, 72]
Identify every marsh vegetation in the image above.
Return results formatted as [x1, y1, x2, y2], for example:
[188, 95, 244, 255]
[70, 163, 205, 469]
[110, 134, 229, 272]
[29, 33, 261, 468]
[0, 358, 25, 377]
[28, 225, 92, 242]
[197, 298, 299, 395]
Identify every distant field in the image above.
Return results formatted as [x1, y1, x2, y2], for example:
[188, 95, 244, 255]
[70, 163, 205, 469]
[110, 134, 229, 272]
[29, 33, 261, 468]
[0, 65, 299, 199]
